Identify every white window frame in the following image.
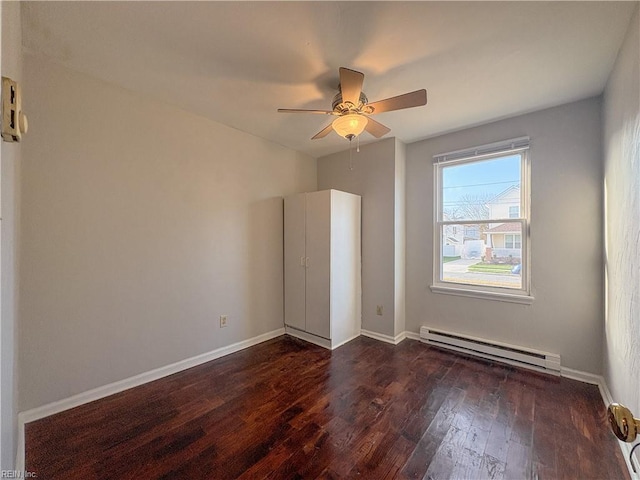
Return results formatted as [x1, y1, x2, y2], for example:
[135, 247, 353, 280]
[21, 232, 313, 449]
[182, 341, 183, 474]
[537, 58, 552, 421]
[431, 137, 533, 304]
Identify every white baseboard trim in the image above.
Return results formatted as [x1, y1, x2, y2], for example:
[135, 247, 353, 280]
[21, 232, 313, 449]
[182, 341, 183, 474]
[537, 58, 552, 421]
[360, 329, 407, 345]
[560, 366, 602, 385]
[405, 331, 421, 341]
[331, 332, 362, 350]
[284, 326, 330, 349]
[15, 327, 285, 472]
[598, 377, 614, 406]
[284, 327, 362, 351]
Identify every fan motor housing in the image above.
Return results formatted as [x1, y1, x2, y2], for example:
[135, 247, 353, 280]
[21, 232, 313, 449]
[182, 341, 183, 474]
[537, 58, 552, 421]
[332, 91, 368, 113]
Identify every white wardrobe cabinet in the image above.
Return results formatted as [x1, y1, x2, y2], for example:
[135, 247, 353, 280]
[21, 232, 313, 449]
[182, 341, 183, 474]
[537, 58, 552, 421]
[284, 189, 361, 349]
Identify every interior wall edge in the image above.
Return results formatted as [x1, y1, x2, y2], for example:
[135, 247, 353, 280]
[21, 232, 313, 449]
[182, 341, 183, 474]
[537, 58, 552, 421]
[1, 0, 23, 471]
[602, 1, 640, 447]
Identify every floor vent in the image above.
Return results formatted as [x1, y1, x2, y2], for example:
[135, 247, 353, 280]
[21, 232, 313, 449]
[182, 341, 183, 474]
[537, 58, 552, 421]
[420, 326, 561, 374]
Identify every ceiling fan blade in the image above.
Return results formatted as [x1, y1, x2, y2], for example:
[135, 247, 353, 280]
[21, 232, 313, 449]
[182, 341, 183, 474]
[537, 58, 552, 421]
[339, 67, 364, 106]
[365, 89, 427, 114]
[364, 117, 391, 138]
[311, 123, 334, 140]
[278, 108, 335, 115]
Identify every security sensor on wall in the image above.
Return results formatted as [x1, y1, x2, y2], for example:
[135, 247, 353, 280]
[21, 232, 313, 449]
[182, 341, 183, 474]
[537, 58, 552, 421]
[2, 76, 28, 142]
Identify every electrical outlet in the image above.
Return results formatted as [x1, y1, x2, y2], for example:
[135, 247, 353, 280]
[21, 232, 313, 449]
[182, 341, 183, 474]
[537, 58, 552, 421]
[219, 315, 228, 328]
[376, 305, 383, 316]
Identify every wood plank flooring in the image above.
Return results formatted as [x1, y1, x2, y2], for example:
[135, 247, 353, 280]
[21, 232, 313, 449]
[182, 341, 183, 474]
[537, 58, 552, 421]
[26, 335, 629, 479]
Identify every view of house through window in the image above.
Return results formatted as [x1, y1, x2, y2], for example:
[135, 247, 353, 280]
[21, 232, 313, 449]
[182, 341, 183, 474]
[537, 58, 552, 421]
[436, 150, 528, 292]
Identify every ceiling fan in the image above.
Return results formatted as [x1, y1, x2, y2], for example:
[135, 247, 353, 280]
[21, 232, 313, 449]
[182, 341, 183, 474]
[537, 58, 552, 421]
[278, 67, 427, 141]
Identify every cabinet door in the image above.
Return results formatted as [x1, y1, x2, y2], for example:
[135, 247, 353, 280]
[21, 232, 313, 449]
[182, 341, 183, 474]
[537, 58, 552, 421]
[284, 194, 306, 331]
[305, 191, 331, 339]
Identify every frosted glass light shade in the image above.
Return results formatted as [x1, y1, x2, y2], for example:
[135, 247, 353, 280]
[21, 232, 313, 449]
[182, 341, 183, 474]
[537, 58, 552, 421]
[332, 114, 368, 138]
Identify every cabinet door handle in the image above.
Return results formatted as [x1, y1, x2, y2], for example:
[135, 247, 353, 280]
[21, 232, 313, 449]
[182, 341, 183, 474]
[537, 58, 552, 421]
[305, 257, 310, 268]
[300, 256, 306, 267]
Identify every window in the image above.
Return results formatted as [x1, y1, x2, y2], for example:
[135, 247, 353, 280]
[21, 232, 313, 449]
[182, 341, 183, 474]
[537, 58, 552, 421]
[432, 137, 532, 304]
[505, 234, 521, 249]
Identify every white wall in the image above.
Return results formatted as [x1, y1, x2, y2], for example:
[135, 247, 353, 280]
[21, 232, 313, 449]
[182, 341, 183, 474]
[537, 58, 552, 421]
[19, 55, 316, 411]
[0, 0, 22, 469]
[394, 140, 406, 337]
[317, 138, 398, 337]
[407, 97, 603, 373]
[603, 4, 639, 419]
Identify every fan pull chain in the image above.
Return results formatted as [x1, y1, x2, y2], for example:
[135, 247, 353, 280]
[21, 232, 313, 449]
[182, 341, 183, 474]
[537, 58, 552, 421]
[349, 136, 354, 171]
[357, 135, 360, 153]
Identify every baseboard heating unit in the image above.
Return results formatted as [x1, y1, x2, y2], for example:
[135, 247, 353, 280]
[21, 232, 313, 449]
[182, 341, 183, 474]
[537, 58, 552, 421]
[420, 326, 561, 374]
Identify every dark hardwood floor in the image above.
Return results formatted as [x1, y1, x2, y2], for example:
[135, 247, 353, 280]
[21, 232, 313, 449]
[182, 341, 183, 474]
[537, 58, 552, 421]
[26, 335, 629, 479]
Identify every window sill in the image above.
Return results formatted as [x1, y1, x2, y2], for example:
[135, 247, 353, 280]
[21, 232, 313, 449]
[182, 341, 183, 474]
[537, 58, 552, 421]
[430, 284, 534, 305]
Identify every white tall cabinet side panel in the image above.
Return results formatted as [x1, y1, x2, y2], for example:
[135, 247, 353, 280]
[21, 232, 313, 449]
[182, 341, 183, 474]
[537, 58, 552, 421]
[305, 190, 332, 339]
[284, 194, 306, 331]
[330, 191, 362, 345]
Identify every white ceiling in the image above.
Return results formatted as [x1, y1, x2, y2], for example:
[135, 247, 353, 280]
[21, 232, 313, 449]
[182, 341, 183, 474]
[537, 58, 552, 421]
[21, 1, 635, 158]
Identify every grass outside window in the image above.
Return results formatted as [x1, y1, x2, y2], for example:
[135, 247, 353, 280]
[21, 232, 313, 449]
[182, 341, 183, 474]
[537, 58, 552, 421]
[467, 263, 515, 273]
[443, 256, 461, 263]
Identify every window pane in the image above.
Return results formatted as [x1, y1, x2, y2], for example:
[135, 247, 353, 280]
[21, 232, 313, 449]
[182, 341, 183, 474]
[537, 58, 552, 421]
[442, 155, 521, 222]
[514, 235, 521, 249]
[509, 206, 519, 218]
[505, 235, 514, 249]
[441, 222, 522, 290]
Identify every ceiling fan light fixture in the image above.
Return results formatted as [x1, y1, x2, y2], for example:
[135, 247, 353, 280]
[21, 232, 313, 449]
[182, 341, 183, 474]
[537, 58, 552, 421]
[332, 114, 368, 139]
[278, 67, 427, 141]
